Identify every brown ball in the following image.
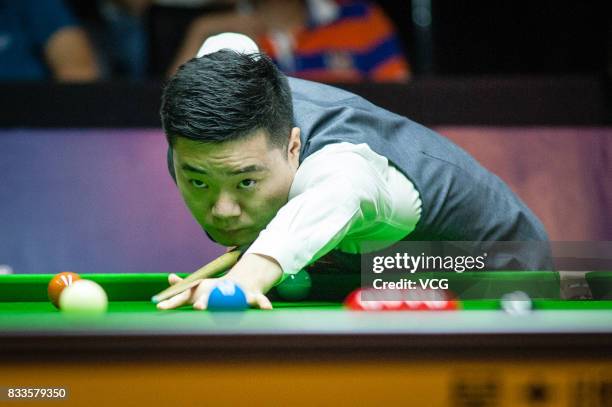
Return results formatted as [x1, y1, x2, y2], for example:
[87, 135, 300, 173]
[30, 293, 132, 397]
[47, 272, 81, 309]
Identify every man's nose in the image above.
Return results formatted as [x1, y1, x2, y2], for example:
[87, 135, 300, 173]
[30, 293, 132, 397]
[211, 193, 241, 219]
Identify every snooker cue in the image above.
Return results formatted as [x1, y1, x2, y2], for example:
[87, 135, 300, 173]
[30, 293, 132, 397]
[151, 250, 242, 304]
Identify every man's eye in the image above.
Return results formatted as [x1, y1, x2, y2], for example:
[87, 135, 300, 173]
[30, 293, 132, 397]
[238, 179, 256, 189]
[190, 179, 208, 189]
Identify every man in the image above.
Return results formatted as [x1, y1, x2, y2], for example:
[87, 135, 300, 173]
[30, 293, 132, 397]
[157, 33, 549, 310]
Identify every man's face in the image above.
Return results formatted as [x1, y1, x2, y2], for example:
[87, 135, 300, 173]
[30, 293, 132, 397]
[173, 128, 301, 247]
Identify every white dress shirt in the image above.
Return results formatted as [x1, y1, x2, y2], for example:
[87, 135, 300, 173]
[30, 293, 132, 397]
[245, 142, 422, 277]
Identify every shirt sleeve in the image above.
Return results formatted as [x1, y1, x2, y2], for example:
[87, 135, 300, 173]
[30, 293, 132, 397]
[245, 142, 421, 276]
[19, 0, 78, 48]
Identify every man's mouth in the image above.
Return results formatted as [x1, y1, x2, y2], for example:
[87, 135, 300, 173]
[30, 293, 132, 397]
[214, 226, 246, 233]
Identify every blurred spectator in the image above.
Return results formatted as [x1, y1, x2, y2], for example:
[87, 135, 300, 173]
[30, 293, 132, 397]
[168, 0, 410, 82]
[147, 0, 236, 76]
[66, 0, 153, 79]
[0, 0, 100, 81]
[97, 0, 152, 79]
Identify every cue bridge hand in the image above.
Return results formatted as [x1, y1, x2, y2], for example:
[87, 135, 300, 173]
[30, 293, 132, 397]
[190, 277, 273, 310]
[158, 273, 273, 310]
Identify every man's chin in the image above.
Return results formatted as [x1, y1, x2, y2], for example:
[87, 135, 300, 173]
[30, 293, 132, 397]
[204, 229, 256, 247]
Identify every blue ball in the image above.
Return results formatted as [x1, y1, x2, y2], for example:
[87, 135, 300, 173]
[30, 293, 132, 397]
[207, 281, 248, 311]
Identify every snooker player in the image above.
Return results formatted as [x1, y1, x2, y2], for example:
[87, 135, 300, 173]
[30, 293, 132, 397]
[157, 33, 549, 310]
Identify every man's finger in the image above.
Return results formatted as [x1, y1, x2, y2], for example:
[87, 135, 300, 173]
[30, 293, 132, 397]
[251, 293, 273, 310]
[168, 273, 183, 285]
[192, 289, 213, 310]
[156, 288, 192, 310]
[192, 280, 218, 310]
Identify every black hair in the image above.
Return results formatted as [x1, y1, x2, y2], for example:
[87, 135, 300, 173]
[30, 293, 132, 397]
[160, 50, 294, 149]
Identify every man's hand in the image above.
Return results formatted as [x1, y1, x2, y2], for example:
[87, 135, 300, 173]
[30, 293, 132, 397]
[156, 254, 282, 310]
[156, 273, 272, 310]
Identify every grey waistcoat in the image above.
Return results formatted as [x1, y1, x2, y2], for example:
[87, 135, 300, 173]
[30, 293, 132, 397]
[289, 78, 550, 269]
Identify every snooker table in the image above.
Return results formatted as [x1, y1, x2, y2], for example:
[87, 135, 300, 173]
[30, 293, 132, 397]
[1, 272, 612, 406]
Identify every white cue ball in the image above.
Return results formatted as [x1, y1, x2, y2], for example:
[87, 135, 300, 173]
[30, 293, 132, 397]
[59, 279, 108, 314]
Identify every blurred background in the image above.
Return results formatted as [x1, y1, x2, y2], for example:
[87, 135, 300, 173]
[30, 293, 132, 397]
[1, 0, 611, 274]
[2, 0, 610, 81]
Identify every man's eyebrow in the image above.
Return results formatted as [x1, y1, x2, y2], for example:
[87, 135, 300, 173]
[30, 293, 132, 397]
[181, 163, 267, 176]
[226, 165, 268, 175]
[181, 163, 208, 175]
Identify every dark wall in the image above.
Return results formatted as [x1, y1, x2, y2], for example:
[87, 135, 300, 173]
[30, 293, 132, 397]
[377, 0, 610, 76]
[0, 76, 607, 128]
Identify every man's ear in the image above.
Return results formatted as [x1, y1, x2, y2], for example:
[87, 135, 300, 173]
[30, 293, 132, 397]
[287, 127, 301, 166]
[167, 146, 177, 184]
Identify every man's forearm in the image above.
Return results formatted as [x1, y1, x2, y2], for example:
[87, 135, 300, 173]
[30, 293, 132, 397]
[167, 13, 264, 76]
[46, 27, 100, 82]
[225, 253, 283, 294]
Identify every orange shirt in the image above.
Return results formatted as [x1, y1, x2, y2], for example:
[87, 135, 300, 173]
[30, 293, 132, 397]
[258, 0, 410, 82]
